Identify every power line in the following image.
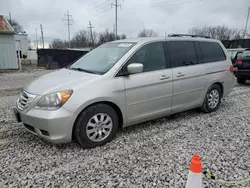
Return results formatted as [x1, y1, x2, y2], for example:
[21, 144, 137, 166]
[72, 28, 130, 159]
[244, 7, 250, 39]
[124, 0, 200, 8]
[126, 0, 178, 3]
[88, 0, 110, 16]
[111, 0, 122, 40]
[92, 6, 112, 18]
[64, 11, 74, 48]
[92, 1, 109, 11]
[89, 2, 111, 18]
[87, 21, 94, 48]
[125, 0, 179, 6]
[92, 0, 106, 8]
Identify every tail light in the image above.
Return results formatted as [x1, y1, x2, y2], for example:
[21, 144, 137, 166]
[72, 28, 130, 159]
[229, 65, 233, 73]
[237, 59, 243, 65]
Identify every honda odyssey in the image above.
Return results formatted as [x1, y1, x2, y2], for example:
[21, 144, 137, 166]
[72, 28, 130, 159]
[14, 34, 235, 148]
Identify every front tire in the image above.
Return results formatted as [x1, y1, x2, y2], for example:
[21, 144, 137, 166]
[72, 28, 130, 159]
[237, 78, 246, 84]
[74, 104, 119, 149]
[200, 84, 222, 113]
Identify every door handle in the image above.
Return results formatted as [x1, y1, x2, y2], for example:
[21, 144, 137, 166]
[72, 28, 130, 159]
[160, 75, 170, 80]
[176, 72, 185, 77]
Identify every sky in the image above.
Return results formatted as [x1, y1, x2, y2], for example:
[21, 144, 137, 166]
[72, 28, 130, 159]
[1, 0, 249, 47]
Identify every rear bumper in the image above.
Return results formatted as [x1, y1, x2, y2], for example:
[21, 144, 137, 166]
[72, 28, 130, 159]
[17, 107, 75, 144]
[233, 70, 250, 79]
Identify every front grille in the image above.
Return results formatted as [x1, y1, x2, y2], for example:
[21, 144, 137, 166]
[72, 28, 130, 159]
[17, 90, 36, 111]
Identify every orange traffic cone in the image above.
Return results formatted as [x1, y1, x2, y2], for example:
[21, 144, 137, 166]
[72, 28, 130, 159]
[185, 154, 202, 188]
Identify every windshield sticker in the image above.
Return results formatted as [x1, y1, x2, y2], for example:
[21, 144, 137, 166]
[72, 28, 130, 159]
[118, 43, 132, 48]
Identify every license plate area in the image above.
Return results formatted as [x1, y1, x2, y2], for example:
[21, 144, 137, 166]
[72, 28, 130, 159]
[243, 61, 250, 68]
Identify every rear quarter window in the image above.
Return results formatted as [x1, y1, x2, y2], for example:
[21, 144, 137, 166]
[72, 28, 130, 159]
[199, 42, 226, 63]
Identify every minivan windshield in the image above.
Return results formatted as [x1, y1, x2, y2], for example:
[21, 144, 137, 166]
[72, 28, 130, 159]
[69, 42, 135, 74]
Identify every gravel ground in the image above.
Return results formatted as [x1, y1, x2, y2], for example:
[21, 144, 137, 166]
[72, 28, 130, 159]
[0, 71, 250, 188]
[0, 69, 53, 96]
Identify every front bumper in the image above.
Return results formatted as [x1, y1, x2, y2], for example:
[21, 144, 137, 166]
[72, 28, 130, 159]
[233, 70, 250, 79]
[15, 107, 75, 144]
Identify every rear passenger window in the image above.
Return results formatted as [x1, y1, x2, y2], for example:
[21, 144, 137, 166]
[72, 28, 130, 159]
[167, 41, 198, 68]
[199, 42, 226, 63]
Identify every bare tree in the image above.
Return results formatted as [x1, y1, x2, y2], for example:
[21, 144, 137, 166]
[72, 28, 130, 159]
[97, 29, 128, 46]
[138, 29, 158, 37]
[70, 30, 89, 48]
[189, 26, 245, 40]
[120, 33, 127, 39]
[98, 29, 116, 45]
[49, 39, 68, 49]
[88, 31, 98, 47]
[7, 19, 23, 33]
[49, 29, 128, 49]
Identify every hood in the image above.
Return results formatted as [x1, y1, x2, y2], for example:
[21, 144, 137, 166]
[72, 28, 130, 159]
[24, 68, 100, 95]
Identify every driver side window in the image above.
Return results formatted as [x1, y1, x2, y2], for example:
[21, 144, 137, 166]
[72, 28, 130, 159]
[125, 42, 167, 73]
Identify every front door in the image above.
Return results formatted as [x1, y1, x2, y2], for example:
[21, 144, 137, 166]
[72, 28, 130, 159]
[122, 42, 173, 124]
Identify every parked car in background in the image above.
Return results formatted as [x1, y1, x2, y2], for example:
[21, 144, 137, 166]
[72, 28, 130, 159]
[13, 34, 235, 148]
[231, 51, 243, 64]
[233, 49, 250, 84]
[227, 48, 245, 64]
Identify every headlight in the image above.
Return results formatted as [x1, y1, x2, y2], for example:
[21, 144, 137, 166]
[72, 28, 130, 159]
[34, 90, 73, 110]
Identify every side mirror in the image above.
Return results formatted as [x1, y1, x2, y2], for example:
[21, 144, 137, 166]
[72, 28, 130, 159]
[127, 63, 143, 74]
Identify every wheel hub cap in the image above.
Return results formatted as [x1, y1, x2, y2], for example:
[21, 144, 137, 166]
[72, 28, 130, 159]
[86, 113, 113, 142]
[208, 89, 219, 109]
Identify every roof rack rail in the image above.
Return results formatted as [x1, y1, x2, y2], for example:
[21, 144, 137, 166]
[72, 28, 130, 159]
[168, 34, 211, 39]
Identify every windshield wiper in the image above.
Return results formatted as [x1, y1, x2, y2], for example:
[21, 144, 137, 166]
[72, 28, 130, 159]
[68, 67, 99, 74]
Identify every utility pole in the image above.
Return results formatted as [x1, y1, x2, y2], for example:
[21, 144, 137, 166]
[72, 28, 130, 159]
[40, 24, 44, 49]
[40, 38, 42, 48]
[113, 23, 116, 34]
[9, 12, 12, 25]
[244, 7, 250, 39]
[35, 29, 38, 49]
[64, 11, 73, 48]
[87, 21, 94, 49]
[111, 0, 121, 40]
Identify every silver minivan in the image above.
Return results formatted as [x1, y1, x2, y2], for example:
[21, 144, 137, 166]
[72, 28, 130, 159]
[14, 35, 235, 148]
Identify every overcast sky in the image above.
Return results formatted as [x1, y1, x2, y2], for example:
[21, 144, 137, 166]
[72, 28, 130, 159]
[1, 0, 249, 46]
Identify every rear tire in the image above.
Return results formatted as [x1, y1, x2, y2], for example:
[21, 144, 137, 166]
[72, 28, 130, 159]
[200, 84, 222, 113]
[237, 78, 246, 84]
[74, 104, 119, 149]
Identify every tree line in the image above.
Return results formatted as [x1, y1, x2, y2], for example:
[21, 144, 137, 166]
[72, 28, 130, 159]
[49, 29, 159, 49]
[51, 26, 249, 49]
[50, 29, 127, 49]
[189, 25, 248, 40]
[5, 17, 249, 49]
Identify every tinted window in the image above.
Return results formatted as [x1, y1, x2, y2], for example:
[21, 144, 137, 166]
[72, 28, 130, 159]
[127, 42, 166, 72]
[167, 41, 198, 68]
[199, 42, 226, 63]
